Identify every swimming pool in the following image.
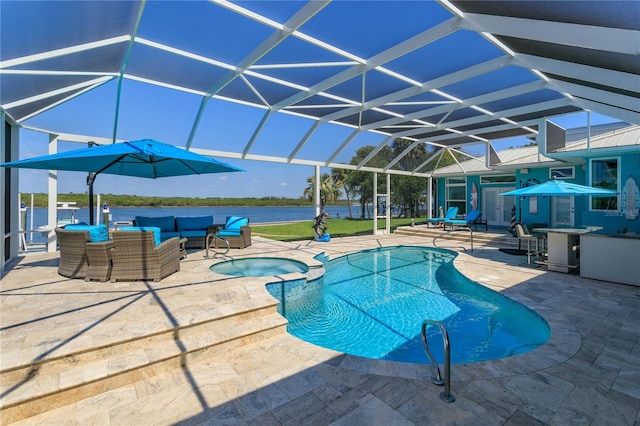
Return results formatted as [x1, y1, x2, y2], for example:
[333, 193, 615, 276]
[210, 257, 309, 277]
[266, 246, 550, 364]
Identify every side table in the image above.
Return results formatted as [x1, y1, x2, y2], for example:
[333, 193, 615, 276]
[85, 240, 114, 282]
[179, 238, 188, 259]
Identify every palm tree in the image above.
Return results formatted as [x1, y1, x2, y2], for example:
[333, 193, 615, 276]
[331, 168, 352, 218]
[303, 172, 342, 212]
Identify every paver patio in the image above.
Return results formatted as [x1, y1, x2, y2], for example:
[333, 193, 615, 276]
[1, 232, 638, 425]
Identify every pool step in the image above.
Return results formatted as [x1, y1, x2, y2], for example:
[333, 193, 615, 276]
[0, 302, 287, 424]
[394, 225, 520, 248]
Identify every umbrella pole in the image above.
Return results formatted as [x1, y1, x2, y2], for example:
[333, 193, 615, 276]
[87, 141, 97, 225]
[87, 173, 96, 225]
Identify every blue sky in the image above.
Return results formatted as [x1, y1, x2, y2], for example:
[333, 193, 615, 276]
[16, 110, 620, 200]
[8, 1, 623, 200]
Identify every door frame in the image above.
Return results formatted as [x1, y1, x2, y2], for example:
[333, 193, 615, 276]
[551, 196, 575, 227]
[482, 186, 515, 227]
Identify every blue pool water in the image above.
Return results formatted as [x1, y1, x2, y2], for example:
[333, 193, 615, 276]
[266, 246, 550, 364]
[210, 257, 309, 277]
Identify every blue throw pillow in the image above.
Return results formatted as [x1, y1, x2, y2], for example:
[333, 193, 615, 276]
[225, 216, 248, 231]
[64, 224, 109, 242]
[119, 226, 161, 247]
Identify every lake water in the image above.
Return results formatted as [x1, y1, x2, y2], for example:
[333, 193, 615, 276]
[21, 205, 360, 244]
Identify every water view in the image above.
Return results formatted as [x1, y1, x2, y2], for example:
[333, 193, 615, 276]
[22, 205, 359, 244]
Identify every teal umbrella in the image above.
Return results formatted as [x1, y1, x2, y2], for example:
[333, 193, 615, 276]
[500, 179, 617, 197]
[1, 139, 245, 224]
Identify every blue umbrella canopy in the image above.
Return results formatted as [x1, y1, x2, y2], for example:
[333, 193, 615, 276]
[1, 139, 245, 178]
[500, 179, 617, 197]
[1, 139, 245, 224]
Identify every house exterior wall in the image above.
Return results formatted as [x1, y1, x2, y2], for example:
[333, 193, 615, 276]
[433, 152, 640, 234]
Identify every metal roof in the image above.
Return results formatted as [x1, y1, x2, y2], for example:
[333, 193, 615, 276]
[2, 0, 639, 176]
[554, 125, 640, 152]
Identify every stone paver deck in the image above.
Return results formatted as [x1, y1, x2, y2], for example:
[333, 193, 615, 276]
[1, 232, 639, 425]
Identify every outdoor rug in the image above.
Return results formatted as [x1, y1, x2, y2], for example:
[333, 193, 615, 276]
[499, 248, 528, 256]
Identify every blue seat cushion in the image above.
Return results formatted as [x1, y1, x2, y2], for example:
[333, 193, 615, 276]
[161, 231, 181, 241]
[134, 216, 175, 232]
[224, 216, 248, 231]
[180, 230, 207, 238]
[175, 216, 213, 231]
[64, 224, 109, 242]
[119, 226, 161, 247]
[218, 229, 241, 237]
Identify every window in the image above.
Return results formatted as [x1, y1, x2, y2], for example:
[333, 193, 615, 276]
[549, 167, 574, 179]
[445, 177, 467, 215]
[480, 174, 515, 184]
[590, 158, 619, 210]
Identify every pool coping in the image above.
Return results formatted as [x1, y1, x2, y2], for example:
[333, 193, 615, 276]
[245, 244, 582, 384]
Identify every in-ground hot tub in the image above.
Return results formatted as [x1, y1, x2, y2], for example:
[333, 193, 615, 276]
[210, 257, 309, 277]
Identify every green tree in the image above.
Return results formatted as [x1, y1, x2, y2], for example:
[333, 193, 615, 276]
[330, 168, 353, 218]
[344, 145, 393, 218]
[303, 172, 343, 212]
[389, 138, 429, 218]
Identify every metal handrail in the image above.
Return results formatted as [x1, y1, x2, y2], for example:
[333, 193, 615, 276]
[421, 319, 455, 402]
[205, 233, 230, 258]
[432, 226, 473, 251]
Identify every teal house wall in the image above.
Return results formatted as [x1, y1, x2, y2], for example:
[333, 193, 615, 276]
[432, 149, 640, 234]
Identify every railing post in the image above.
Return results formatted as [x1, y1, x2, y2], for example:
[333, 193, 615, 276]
[421, 319, 455, 402]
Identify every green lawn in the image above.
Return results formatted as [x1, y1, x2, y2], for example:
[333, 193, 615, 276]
[252, 217, 417, 241]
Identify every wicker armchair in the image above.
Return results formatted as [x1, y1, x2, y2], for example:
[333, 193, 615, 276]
[55, 227, 90, 279]
[110, 230, 181, 282]
[55, 227, 114, 281]
[211, 226, 251, 249]
[211, 217, 252, 249]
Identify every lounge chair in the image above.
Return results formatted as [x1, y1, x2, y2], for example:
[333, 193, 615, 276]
[110, 228, 181, 282]
[426, 207, 458, 228]
[443, 210, 487, 231]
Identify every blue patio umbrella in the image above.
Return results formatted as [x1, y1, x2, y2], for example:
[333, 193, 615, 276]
[500, 179, 618, 197]
[1, 139, 245, 224]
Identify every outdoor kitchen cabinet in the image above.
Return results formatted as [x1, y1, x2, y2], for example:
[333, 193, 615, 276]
[580, 233, 640, 286]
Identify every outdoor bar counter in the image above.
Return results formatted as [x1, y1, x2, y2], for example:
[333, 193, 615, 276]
[533, 226, 602, 273]
[580, 231, 640, 286]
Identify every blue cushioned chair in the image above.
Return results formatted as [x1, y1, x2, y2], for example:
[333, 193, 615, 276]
[213, 216, 252, 249]
[443, 210, 487, 231]
[426, 207, 458, 228]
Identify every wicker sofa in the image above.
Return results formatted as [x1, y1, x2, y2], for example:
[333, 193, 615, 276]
[110, 228, 180, 282]
[133, 215, 216, 249]
[55, 226, 114, 282]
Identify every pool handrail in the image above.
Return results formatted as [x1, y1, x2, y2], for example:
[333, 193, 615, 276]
[432, 226, 473, 251]
[421, 319, 455, 403]
[205, 232, 230, 258]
